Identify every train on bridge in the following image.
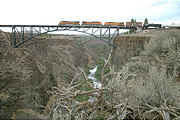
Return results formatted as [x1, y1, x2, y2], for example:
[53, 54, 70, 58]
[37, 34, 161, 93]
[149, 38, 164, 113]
[59, 21, 162, 29]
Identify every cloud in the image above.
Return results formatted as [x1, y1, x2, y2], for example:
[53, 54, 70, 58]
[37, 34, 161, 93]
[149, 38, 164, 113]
[0, 0, 180, 25]
[151, 0, 167, 6]
[147, 0, 180, 23]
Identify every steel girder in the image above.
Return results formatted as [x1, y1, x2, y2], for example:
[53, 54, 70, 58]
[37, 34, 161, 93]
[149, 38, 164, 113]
[0, 25, 135, 48]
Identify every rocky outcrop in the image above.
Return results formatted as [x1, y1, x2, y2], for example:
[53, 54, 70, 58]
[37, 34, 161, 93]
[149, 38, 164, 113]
[0, 31, 90, 119]
[112, 35, 151, 71]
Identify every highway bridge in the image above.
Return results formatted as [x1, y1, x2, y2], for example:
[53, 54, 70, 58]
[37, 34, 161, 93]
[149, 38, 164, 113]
[0, 25, 136, 48]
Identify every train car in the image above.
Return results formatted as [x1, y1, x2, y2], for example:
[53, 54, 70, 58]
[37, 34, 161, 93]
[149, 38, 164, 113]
[126, 22, 132, 27]
[82, 21, 102, 26]
[149, 24, 162, 28]
[136, 22, 142, 27]
[104, 22, 124, 27]
[143, 23, 162, 29]
[59, 21, 80, 26]
[126, 22, 142, 27]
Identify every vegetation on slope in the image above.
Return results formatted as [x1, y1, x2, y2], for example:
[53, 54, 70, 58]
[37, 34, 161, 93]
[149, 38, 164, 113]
[45, 30, 180, 120]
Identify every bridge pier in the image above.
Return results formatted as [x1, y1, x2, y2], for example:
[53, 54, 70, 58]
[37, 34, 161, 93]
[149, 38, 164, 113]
[11, 26, 16, 47]
[100, 26, 102, 37]
[21, 26, 25, 42]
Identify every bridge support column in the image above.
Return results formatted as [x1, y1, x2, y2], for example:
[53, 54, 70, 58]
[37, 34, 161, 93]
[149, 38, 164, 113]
[39, 27, 41, 34]
[11, 26, 16, 47]
[21, 26, 25, 42]
[30, 26, 33, 38]
[117, 27, 119, 36]
[100, 27, 102, 37]
[108, 27, 111, 42]
[91, 27, 93, 35]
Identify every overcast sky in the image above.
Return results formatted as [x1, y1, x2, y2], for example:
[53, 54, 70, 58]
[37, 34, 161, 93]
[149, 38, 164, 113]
[0, 0, 180, 25]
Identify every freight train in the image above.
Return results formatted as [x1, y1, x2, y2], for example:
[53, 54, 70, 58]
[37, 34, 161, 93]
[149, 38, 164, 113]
[59, 21, 162, 29]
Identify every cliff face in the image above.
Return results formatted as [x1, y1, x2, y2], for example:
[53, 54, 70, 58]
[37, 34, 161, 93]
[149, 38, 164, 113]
[0, 32, 89, 119]
[112, 35, 151, 70]
[21, 35, 89, 83]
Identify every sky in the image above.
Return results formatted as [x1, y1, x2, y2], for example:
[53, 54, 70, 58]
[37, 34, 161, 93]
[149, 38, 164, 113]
[0, 0, 180, 25]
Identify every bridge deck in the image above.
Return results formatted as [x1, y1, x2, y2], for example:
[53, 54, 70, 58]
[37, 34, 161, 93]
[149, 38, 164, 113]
[0, 25, 135, 29]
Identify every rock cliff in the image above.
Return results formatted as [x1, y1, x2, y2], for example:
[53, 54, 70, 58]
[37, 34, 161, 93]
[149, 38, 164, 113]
[112, 35, 151, 70]
[0, 31, 89, 119]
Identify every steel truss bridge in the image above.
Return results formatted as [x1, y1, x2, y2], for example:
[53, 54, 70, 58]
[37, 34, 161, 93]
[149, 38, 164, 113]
[0, 25, 136, 48]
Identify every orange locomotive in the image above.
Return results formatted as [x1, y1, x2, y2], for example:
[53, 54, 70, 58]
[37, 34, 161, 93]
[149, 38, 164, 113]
[59, 21, 80, 26]
[82, 21, 102, 26]
[104, 22, 124, 27]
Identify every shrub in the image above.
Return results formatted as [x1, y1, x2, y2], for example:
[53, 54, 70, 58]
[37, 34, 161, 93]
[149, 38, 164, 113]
[107, 61, 180, 119]
[144, 30, 180, 80]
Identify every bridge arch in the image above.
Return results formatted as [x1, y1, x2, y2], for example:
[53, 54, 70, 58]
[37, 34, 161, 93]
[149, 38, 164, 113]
[14, 28, 115, 48]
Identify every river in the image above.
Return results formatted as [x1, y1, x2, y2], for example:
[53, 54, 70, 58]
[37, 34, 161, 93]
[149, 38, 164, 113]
[87, 65, 102, 89]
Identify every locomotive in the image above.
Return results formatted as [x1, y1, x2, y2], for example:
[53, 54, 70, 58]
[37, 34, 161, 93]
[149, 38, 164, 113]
[58, 21, 162, 29]
[104, 22, 124, 27]
[59, 21, 80, 26]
